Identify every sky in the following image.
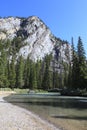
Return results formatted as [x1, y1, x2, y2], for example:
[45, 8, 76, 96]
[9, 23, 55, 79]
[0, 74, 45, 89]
[0, 0, 87, 55]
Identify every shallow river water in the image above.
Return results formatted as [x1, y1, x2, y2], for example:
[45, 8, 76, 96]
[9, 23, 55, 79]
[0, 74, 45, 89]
[4, 93, 87, 130]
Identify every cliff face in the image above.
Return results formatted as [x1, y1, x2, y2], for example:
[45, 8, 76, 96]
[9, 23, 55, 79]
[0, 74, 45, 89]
[0, 16, 72, 63]
[0, 17, 21, 39]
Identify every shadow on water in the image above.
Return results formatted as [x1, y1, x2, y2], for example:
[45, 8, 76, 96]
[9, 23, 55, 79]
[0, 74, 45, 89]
[3, 93, 87, 130]
[51, 115, 87, 120]
[3, 94, 87, 110]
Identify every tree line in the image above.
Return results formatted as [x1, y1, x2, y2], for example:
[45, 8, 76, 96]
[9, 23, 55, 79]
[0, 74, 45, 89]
[0, 36, 87, 91]
[71, 37, 87, 90]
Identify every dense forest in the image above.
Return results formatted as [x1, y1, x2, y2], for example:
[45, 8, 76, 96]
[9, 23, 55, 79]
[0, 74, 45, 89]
[0, 36, 87, 94]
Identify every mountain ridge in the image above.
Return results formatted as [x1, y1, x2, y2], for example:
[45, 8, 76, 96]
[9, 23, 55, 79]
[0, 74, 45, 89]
[0, 16, 72, 63]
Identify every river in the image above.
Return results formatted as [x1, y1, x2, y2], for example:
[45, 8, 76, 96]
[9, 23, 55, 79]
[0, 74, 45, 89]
[4, 93, 87, 130]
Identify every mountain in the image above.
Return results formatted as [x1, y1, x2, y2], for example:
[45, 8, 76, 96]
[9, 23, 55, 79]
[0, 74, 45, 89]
[0, 16, 72, 63]
[0, 16, 87, 92]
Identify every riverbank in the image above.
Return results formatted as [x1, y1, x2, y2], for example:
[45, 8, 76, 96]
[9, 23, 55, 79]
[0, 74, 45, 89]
[0, 93, 59, 130]
[4, 93, 87, 130]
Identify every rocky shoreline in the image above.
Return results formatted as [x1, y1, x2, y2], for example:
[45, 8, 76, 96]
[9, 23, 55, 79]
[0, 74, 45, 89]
[0, 94, 59, 130]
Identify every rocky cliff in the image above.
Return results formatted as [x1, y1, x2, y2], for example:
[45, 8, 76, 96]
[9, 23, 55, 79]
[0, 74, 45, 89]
[0, 16, 72, 63]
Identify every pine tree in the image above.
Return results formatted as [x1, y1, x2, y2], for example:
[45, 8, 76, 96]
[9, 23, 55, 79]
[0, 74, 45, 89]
[29, 61, 37, 90]
[0, 56, 4, 87]
[71, 37, 79, 89]
[16, 56, 24, 88]
[42, 54, 52, 90]
[35, 60, 42, 89]
[54, 72, 60, 88]
[71, 37, 87, 89]
[24, 56, 30, 88]
[63, 62, 69, 88]
[0, 42, 9, 88]
[77, 37, 87, 89]
[9, 56, 16, 89]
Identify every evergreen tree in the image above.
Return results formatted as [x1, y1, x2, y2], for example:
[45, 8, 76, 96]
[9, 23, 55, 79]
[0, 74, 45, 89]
[35, 60, 42, 89]
[67, 63, 72, 88]
[4, 39, 11, 50]
[77, 37, 87, 89]
[29, 61, 37, 89]
[63, 62, 69, 88]
[24, 56, 30, 88]
[0, 55, 5, 87]
[12, 37, 22, 53]
[71, 37, 79, 89]
[9, 56, 16, 89]
[53, 72, 60, 88]
[71, 37, 87, 89]
[16, 56, 24, 88]
[42, 54, 52, 90]
[0, 42, 9, 88]
[2, 50, 9, 87]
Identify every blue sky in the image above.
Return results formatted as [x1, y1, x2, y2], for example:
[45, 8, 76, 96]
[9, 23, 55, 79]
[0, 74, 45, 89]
[0, 0, 87, 55]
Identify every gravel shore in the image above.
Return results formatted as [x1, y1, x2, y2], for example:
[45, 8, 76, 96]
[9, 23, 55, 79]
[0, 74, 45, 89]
[0, 94, 59, 130]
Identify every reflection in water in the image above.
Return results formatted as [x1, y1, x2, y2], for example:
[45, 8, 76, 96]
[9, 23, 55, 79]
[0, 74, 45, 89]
[51, 115, 87, 120]
[4, 94, 87, 130]
[27, 98, 87, 109]
[25, 96, 87, 130]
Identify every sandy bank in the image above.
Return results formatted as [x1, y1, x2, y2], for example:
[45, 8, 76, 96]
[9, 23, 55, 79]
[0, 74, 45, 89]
[0, 94, 59, 130]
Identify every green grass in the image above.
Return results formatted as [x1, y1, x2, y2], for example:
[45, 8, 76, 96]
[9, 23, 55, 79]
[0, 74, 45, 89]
[35, 89, 48, 93]
[0, 87, 48, 94]
[14, 88, 29, 94]
[0, 88, 12, 91]
[0, 88, 29, 94]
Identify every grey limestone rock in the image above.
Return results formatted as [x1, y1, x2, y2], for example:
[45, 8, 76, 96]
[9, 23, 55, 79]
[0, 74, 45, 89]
[0, 16, 72, 63]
